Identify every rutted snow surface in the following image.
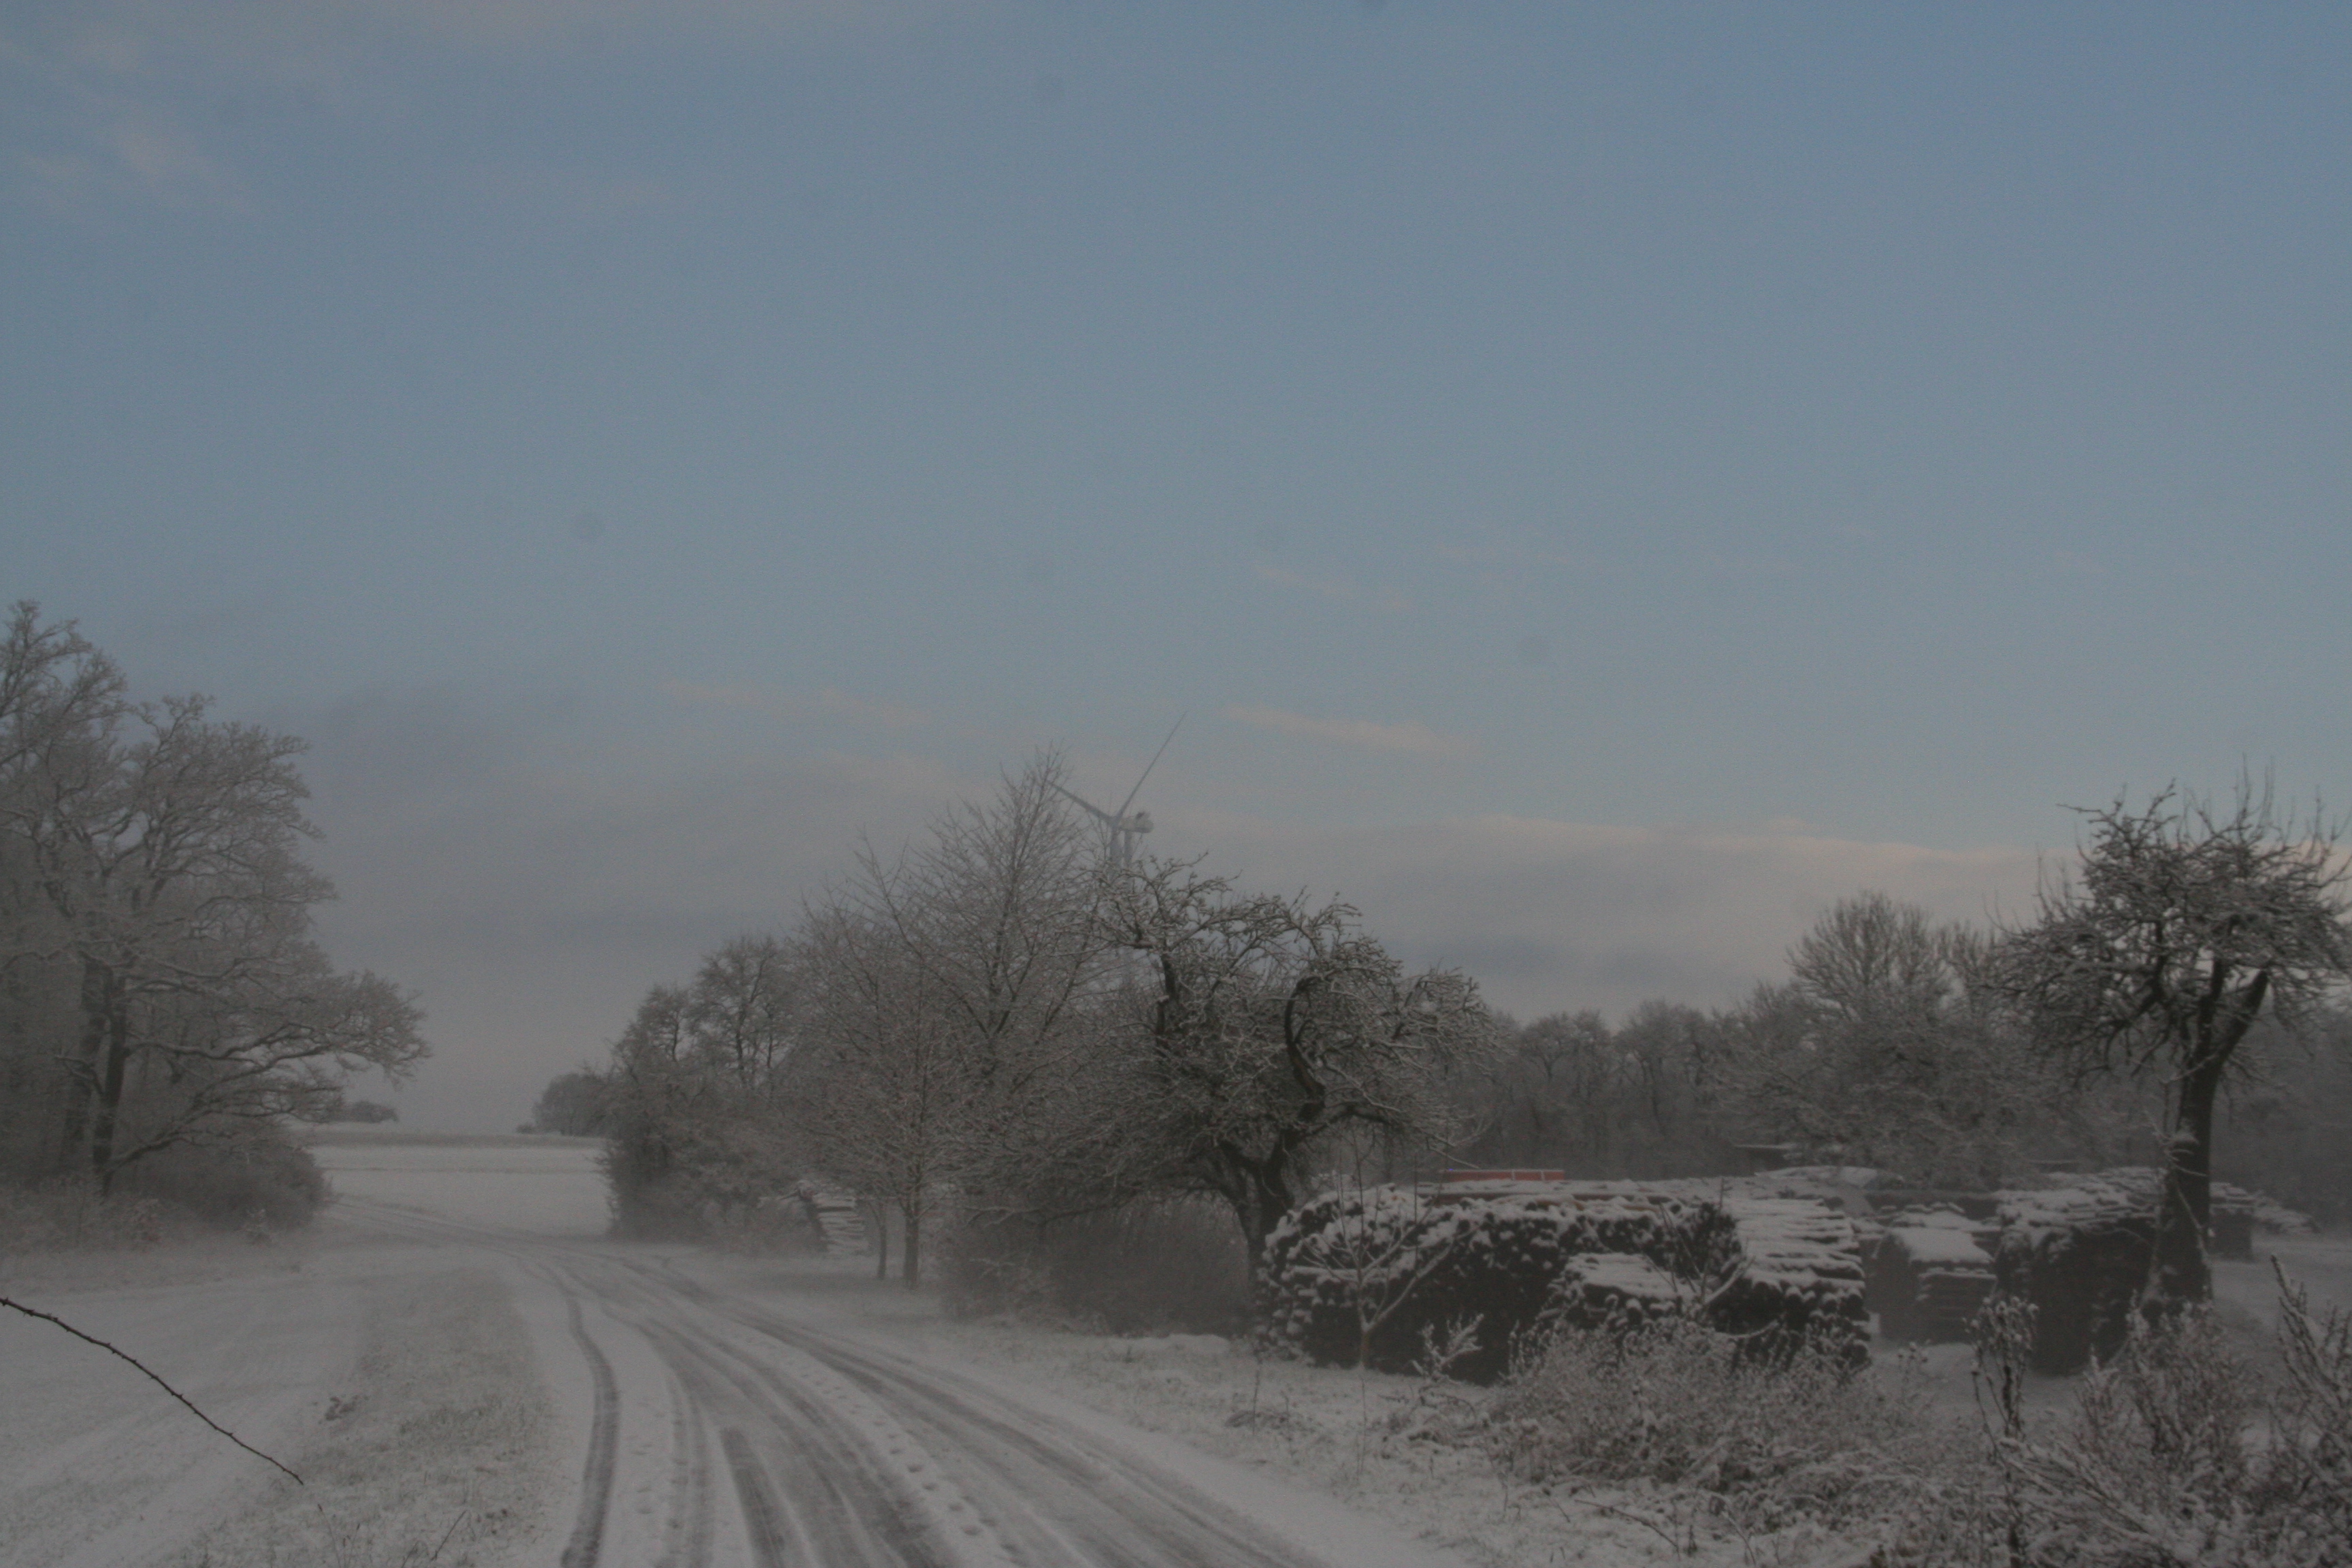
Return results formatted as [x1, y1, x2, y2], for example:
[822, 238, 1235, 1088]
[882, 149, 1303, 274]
[4, 1137, 1474, 1568]
[24, 1140, 2335, 1568]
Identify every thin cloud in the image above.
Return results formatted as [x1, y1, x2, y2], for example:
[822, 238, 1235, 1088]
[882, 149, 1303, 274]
[1251, 564, 1411, 613]
[661, 680, 928, 730]
[18, 111, 252, 213]
[1432, 540, 1576, 570]
[1224, 705, 1459, 755]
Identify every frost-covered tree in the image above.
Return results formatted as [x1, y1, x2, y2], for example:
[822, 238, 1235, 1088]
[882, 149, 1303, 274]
[0, 604, 425, 1188]
[529, 1069, 608, 1136]
[840, 756, 1113, 1202]
[1724, 893, 2046, 1188]
[1995, 785, 2352, 1304]
[789, 755, 1113, 1283]
[597, 938, 808, 1232]
[790, 902, 960, 1283]
[1102, 860, 1501, 1280]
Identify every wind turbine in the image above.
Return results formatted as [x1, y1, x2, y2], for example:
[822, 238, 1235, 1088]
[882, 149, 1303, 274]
[1051, 717, 1182, 867]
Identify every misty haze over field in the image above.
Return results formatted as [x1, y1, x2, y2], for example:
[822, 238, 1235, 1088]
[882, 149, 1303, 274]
[5, 3, 2347, 1129]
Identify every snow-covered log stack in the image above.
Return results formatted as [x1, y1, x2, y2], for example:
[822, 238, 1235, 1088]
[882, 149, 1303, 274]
[2252, 1192, 2317, 1237]
[1260, 1181, 1865, 1379]
[795, 1183, 866, 1255]
[2209, 1181, 2259, 1260]
[1706, 1198, 1871, 1368]
[1868, 1209, 1996, 1343]
[1543, 1252, 1690, 1334]
[1995, 1179, 2155, 1373]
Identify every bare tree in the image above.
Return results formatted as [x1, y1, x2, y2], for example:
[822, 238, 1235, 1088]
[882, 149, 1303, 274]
[1727, 892, 2046, 1188]
[787, 756, 1120, 1284]
[1995, 785, 2352, 1303]
[686, 936, 798, 1098]
[791, 902, 962, 1285]
[1102, 860, 1501, 1281]
[849, 754, 1111, 1188]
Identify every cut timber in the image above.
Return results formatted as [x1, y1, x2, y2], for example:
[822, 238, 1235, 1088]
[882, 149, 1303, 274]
[1869, 1211, 1995, 1344]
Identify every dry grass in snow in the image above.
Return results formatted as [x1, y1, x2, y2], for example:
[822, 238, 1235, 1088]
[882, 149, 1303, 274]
[168, 1267, 555, 1568]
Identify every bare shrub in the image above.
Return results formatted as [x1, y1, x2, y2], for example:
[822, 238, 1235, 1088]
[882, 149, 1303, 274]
[0, 1177, 172, 1254]
[113, 1129, 327, 1230]
[1891, 1273, 2352, 1567]
[942, 1200, 1250, 1334]
[1491, 1316, 1940, 1532]
[1965, 1290, 2349, 1567]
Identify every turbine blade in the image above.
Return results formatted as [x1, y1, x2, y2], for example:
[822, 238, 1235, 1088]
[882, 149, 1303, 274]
[1117, 714, 1184, 819]
[1047, 779, 1118, 827]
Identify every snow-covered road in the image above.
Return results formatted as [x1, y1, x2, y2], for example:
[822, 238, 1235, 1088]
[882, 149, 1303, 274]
[340, 1194, 1452, 1568]
[4, 1138, 1467, 1568]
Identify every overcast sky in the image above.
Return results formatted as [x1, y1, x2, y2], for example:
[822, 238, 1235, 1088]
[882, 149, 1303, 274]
[5, 3, 2347, 1129]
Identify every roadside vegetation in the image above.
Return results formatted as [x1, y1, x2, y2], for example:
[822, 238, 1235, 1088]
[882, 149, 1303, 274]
[1, 604, 426, 1250]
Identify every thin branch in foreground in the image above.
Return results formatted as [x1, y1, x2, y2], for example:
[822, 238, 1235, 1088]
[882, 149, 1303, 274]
[1, 1294, 304, 1484]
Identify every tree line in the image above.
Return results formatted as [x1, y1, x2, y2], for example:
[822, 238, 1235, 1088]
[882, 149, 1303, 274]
[568, 764, 2351, 1312]
[564, 757, 1499, 1287]
[0, 605, 425, 1208]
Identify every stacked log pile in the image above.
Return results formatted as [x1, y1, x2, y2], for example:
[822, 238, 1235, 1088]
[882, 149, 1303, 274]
[1709, 1198, 1871, 1367]
[1260, 1181, 1866, 1379]
[1995, 1179, 2155, 1374]
[1544, 1252, 1688, 1334]
[1260, 1184, 1728, 1381]
[1867, 1209, 1996, 1343]
[2210, 1181, 2259, 1260]
[796, 1182, 866, 1255]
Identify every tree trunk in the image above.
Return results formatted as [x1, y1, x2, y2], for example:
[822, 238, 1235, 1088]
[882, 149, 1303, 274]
[901, 1204, 921, 1290]
[2153, 1057, 2223, 1307]
[1237, 1200, 1269, 1292]
[1230, 1158, 1294, 1297]
[57, 956, 112, 1175]
[90, 1022, 130, 1191]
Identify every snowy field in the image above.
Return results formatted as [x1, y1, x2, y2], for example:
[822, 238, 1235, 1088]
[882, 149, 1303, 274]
[6, 1138, 2347, 1568]
[310, 1128, 612, 1235]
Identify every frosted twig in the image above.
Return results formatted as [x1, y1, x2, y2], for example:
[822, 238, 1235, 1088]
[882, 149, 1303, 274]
[1, 1294, 303, 1484]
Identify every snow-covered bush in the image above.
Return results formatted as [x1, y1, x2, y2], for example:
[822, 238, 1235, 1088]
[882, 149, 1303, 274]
[0, 1177, 172, 1253]
[116, 1123, 327, 1230]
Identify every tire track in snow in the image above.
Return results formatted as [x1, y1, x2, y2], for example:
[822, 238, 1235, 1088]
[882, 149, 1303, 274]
[559, 1287, 621, 1568]
[331, 1198, 1395, 1568]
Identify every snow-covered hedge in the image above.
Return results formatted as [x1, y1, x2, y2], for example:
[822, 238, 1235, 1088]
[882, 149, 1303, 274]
[1260, 1183, 1866, 1379]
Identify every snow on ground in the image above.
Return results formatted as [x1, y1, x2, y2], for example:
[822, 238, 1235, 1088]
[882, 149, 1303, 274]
[1, 1137, 588, 1568]
[310, 1128, 610, 1237]
[10, 1133, 2350, 1568]
[683, 1250, 1853, 1568]
[162, 1256, 557, 1568]
[1, 1239, 348, 1568]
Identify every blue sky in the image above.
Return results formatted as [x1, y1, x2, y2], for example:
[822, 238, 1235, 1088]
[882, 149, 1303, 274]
[5, 3, 2347, 1127]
